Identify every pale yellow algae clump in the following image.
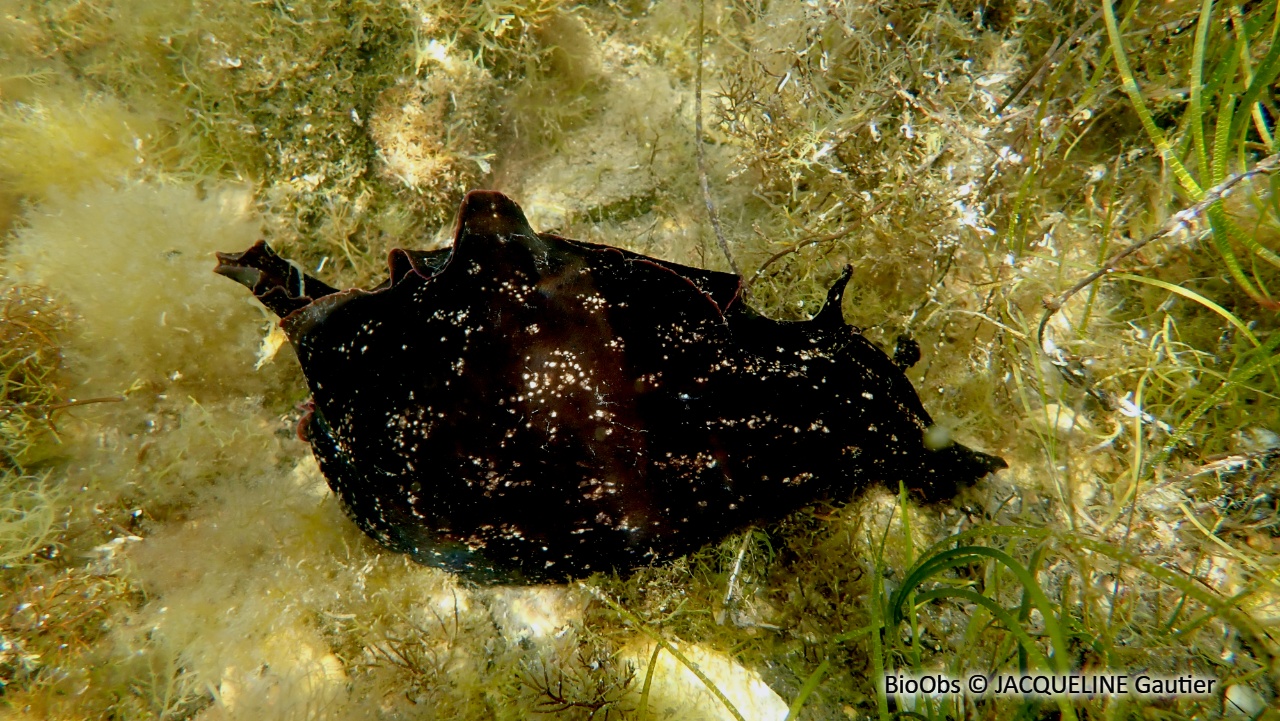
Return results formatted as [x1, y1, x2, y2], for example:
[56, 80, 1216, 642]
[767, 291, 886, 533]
[122, 452, 361, 720]
[0, 93, 160, 201]
[5, 184, 269, 397]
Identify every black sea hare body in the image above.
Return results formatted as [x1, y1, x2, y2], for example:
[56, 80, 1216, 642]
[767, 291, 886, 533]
[216, 191, 1004, 583]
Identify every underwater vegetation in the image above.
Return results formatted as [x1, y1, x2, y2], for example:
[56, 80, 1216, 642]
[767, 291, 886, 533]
[0, 284, 66, 568]
[0, 0, 1279, 718]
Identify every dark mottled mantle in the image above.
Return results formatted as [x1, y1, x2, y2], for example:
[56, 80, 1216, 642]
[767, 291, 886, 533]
[216, 190, 1004, 583]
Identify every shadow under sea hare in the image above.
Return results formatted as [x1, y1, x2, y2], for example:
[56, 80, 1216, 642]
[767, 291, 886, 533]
[216, 191, 1005, 583]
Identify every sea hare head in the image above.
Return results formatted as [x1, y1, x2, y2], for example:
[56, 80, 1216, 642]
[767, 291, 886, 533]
[216, 190, 1005, 583]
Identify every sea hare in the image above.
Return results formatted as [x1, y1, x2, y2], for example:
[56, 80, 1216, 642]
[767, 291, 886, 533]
[216, 190, 1004, 583]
